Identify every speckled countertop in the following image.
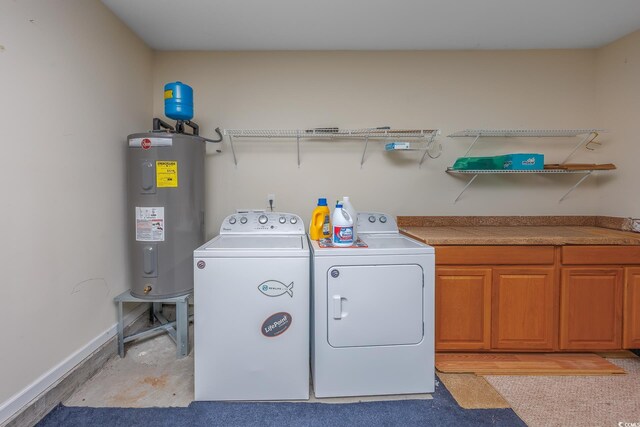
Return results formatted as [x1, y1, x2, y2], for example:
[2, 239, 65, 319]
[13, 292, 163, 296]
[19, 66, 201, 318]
[397, 216, 640, 246]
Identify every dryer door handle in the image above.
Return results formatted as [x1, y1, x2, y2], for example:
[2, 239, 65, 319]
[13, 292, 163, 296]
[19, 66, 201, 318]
[332, 295, 342, 319]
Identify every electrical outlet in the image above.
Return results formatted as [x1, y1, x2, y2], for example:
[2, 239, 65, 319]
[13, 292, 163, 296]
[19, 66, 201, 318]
[267, 193, 275, 211]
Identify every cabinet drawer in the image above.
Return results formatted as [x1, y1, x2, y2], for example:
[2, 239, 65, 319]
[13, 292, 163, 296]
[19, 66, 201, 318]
[435, 246, 555, 265]
[562, 246, 640, 265]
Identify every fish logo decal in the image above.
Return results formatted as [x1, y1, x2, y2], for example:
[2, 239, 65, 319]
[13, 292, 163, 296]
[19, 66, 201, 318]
[258, 280, 294, 298]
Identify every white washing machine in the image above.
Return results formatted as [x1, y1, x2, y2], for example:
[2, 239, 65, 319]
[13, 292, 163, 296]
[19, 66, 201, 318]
[310, 212, 435, 398]
[193, 210, 309, 401]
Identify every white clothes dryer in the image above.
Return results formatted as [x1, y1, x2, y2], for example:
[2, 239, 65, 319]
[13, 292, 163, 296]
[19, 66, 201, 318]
[194, 210, 309, 401]
[310, 212, 435, 398]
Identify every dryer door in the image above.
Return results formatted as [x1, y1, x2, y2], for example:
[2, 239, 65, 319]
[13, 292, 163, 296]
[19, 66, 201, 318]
[327, 264, 424, 348]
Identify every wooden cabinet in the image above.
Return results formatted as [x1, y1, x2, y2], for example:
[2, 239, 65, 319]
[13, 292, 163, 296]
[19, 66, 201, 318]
[492, 268, 556, 350]
[435, 268, 491, 350]
[624, 267, 640, 348]
[559, 268, 623, 350]
[434, 246, 556, 352]
[433, 244, 639, 352]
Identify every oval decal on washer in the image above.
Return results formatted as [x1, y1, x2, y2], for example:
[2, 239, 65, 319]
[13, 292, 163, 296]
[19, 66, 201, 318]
[261, 312, 292, 337]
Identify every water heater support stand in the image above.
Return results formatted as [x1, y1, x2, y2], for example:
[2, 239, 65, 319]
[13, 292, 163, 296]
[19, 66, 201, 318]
[114, 290, 193, 359]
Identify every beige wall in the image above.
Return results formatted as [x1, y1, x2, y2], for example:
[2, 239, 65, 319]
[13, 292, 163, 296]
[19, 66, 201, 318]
[595, 30, 640, 218]
[153, 50, 602, 237]
[0, 0, 152, 406]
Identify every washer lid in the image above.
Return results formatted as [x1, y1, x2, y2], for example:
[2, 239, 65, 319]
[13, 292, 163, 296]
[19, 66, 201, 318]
[311, 233, 434, 255]
[364, 234, 428, 249]
[204, 235, 305, 250]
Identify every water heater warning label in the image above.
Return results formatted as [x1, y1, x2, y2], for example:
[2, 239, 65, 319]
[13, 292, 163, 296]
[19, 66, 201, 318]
[156, 161, 178, 188]
[136, 207, 165, 241]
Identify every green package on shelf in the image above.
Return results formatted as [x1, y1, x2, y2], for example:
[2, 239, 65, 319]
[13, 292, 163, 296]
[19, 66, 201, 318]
[451, 155, 505, 170]
[452, 154, 544, 171]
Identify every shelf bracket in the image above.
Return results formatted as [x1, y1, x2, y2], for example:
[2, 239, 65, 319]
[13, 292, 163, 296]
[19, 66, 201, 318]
[559, 171, 592, 202]
[418, 133, 437, 167]
[454, 173, 479, 203]
[360, 136, 369, 168]
[296, 133, 301, 168]
[561, 132, 596, 164]
[462, 134, 481, 157]
[229, 135, 238, 167]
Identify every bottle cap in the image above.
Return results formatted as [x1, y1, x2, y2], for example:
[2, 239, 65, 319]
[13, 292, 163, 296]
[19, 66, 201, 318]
[317, 198, 327, 206]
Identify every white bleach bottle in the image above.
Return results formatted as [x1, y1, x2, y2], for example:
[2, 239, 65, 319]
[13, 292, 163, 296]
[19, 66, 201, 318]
[332, 201, 354, 247]
[342, 196, 358, 241]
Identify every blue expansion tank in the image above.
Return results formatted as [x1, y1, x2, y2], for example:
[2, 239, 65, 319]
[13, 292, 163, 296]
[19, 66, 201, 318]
[164, 81, 194, 121]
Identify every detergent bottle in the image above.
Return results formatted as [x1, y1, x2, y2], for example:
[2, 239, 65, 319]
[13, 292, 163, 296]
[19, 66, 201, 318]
[332, 201, 354, 247]
[342, 196, 357, 241]
[310, 198, 331, 240]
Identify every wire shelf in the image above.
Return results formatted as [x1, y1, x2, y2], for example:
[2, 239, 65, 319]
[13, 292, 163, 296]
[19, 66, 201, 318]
[445, 168, 614, 203]
[448, 129, 603, 138]
[223, 128, 441, 167]
[446, 168, 594, 174]
[225, 129, 440, 138]
[445, 128, 610, 202]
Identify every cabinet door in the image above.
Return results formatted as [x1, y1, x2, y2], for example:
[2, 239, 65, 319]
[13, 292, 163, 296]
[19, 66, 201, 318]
[624, 267, 640, 348]
[435, 268, 491, 350]
[560, 268, 623, 350]
[492, 267, 556, 350]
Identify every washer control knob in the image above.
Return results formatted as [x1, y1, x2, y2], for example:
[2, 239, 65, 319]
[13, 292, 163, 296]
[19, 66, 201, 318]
[290, 217, 298, 224]
[368, 215, 376, 223]
[279, 216, 286, 224]
[229, 217, 237, 224]
[258, 215, 268, 224]
[379, 215, 387, 223]
[240, 217, 248, 224]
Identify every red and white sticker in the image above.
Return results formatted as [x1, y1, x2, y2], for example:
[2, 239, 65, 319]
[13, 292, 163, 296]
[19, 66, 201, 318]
[141, 138, 152, 149]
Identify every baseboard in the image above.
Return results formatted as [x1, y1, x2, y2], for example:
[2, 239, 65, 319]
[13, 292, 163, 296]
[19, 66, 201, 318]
[0, 302, 150, 426]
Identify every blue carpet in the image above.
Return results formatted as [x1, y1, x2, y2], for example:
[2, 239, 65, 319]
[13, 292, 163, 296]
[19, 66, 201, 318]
[37, 377, 525, 427]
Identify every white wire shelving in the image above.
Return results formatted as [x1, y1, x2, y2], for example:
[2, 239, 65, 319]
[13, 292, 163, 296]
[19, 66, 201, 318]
[223, 128, 441, 167]
[446, 129, 610, 202]
[448, 129, 604, 160]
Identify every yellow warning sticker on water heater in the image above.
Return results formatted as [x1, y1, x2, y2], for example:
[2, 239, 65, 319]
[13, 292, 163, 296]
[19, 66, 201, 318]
[164, 89, 173, 99]
[156, 161, 178, 188]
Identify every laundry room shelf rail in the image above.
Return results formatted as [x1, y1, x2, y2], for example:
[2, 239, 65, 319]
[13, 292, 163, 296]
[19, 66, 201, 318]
[445, 169, 596, 202]
[223, 128, 441, 167]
